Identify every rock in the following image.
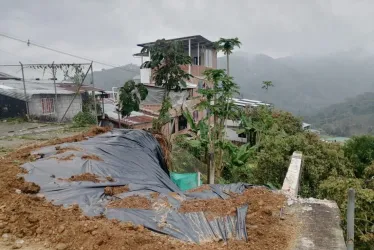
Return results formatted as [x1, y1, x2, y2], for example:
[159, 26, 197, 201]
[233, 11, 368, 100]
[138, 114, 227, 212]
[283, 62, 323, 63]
[0, 214, 7, 221]
[27, 216, 39, 223]
[57, 225, 65, 234]
[93, 225, 98, 229]
[258, 200, 264, 206]
[91, 230, 98, 236]
[55, 243, 68, 250]
[43, 242, 51, 248]
[12, 239, 24, 249]
[15, 189, 22, 194]
[3, 228, 10, 233]
[36, 194, 45, 199]
[2, 233, 10, 240]
[9, 216, 17, 223]
[0, 222, 7, 229]
[36, 227, 43, 235]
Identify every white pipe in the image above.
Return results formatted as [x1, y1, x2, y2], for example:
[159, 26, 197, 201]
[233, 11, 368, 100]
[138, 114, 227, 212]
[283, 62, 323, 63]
[188, 39, 191, 74]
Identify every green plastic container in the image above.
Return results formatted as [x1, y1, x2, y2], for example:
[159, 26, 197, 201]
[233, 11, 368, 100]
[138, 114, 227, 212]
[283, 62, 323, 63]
[170, 172, 201, 191]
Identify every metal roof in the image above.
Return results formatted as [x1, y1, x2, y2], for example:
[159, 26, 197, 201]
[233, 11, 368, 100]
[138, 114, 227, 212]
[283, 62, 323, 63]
[231, 98, 271, 108]
[0, 72, 21, 80]
[0, 79, 104, 101]
[136, 35, 214, 50]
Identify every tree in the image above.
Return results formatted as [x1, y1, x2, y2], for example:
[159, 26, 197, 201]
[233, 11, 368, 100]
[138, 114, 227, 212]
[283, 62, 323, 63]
[214, 38, 241, 76]
[118, 80, 148, 119]
[141, 39, 192, 132]
[262, 81, 274, 91]
[197, 69, 240, 183]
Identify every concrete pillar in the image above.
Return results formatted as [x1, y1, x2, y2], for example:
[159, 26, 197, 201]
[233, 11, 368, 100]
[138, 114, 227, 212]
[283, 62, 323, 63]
[197, 42, 200, 75]
[282, 152, 303, 198]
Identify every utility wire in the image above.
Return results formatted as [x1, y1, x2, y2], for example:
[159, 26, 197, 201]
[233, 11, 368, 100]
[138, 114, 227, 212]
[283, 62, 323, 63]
[0, 33, 139, 73]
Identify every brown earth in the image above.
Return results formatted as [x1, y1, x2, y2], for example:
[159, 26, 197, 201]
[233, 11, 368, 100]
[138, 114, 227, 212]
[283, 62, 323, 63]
[186, 184, 211, 193]
[55, 146, 82, 154]
[104, 186, 129, 196]
[107, 196, 152, 209]
[180, 188, 284, 218]
[81, 154, 103, 161]
[0, 126, 297, 250]
[67, 173, 102, 183]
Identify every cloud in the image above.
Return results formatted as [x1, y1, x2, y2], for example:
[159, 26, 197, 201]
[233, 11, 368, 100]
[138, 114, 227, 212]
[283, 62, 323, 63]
[1, 0, 374, 73]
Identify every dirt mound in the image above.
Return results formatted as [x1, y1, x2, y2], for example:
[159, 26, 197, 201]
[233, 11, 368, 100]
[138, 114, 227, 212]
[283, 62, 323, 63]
[19, 182, 40, 194]
[66, 173, 102, 183]
[81, 154, 103, 161]
[104, 186, 129, 196]
[186, 185, 211, 193]
[0, 126, 297, 250]
[107, 196, 152, 209]
[180, 188, 284, 218]
[153, 133, 171, 168]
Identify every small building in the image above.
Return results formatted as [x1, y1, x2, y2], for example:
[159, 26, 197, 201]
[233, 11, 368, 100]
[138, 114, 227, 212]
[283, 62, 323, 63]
[0, 76, 103, 121]
[130, 35, 218, 136]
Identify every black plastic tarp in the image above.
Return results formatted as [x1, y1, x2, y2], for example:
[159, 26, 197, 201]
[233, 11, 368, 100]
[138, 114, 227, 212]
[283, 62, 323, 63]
[21, 129, 254, 243]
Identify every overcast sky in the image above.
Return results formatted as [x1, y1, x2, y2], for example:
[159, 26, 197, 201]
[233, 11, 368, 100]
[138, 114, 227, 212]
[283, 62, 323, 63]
[1, 0, 374, 74]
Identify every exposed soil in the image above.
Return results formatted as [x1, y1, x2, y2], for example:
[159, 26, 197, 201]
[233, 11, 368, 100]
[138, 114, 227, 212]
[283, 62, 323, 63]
[0, 126, 297, 250]
[104, 186, 129, 196]
[179, 188, 285, 217]
[186, 185, 211, 193]
[81, 154, 103, 161]
[19, 182, 40, 194]
[67, 173, 102, 183]
[107, 195, 152, 209]
[55, 146, 82, 154]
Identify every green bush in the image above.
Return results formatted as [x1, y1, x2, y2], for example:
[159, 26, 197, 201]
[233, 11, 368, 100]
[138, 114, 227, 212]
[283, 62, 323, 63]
[72, 112, 96, 127]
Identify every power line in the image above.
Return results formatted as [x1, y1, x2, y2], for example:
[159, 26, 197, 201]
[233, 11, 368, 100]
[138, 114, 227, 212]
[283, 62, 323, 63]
[0, 32, 139, 73]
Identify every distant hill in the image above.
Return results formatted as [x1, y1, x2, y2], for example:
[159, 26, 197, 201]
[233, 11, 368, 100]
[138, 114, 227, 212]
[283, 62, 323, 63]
[218, 49, 374, 116]
[85, 64, 139, 91]
[305, 92, 374, 136]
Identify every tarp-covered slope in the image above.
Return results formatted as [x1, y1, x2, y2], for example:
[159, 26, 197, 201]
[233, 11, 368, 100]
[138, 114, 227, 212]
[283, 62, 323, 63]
[21, 129, 254, 243]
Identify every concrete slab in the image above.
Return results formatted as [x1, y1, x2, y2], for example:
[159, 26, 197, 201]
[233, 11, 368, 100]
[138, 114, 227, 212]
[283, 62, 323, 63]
[292, 199, 346, 250]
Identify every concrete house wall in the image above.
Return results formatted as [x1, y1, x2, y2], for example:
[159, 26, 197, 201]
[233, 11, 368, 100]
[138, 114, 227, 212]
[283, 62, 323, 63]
[28, 94, 82, 121]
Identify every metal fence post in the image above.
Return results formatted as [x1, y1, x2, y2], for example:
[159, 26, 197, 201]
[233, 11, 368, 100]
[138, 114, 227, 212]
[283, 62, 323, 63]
[90, 62, 98, 124]
[347, 188, 355, 250]
[52, 62, 59, 122]
[19, 62, 29, 120]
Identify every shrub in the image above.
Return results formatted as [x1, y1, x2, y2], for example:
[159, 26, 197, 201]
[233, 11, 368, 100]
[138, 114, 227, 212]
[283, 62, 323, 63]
[72, 112, 96, 127]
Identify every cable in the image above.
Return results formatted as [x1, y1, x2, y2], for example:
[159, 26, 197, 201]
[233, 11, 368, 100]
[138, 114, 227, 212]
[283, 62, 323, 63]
[0, 32, 139, 73]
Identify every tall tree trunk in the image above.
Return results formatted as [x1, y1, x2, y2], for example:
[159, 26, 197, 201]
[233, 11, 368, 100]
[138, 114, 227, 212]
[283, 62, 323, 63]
[207, 110, 215, 184]
[226, 54, 230, 76]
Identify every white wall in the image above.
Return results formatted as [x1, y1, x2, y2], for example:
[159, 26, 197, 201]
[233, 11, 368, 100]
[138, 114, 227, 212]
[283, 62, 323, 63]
[140, 68, 151, 84]
[28, 94, 82, 121]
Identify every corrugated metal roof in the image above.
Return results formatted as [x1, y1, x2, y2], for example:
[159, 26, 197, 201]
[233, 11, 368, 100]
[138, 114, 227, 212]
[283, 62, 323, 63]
[0, 72, 21, 80]
[0, 79, 104, 101]
[103, 101, 154, 126]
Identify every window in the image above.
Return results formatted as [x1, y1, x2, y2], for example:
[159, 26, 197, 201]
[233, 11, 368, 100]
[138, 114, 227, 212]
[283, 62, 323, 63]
[41, 98, 55, 114]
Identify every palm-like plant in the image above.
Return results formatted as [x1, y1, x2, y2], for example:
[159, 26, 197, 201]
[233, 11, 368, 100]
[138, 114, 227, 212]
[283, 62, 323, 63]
[262, 81, 274, 91]
[214, 37, 241, 76]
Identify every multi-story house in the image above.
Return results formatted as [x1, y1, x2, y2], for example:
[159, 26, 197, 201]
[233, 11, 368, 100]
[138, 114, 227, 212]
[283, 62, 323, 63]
[133, 35, 217, 135]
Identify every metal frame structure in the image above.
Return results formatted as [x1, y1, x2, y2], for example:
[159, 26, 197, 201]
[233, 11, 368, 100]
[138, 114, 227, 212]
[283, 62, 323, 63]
[0, 62, 98, 123]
